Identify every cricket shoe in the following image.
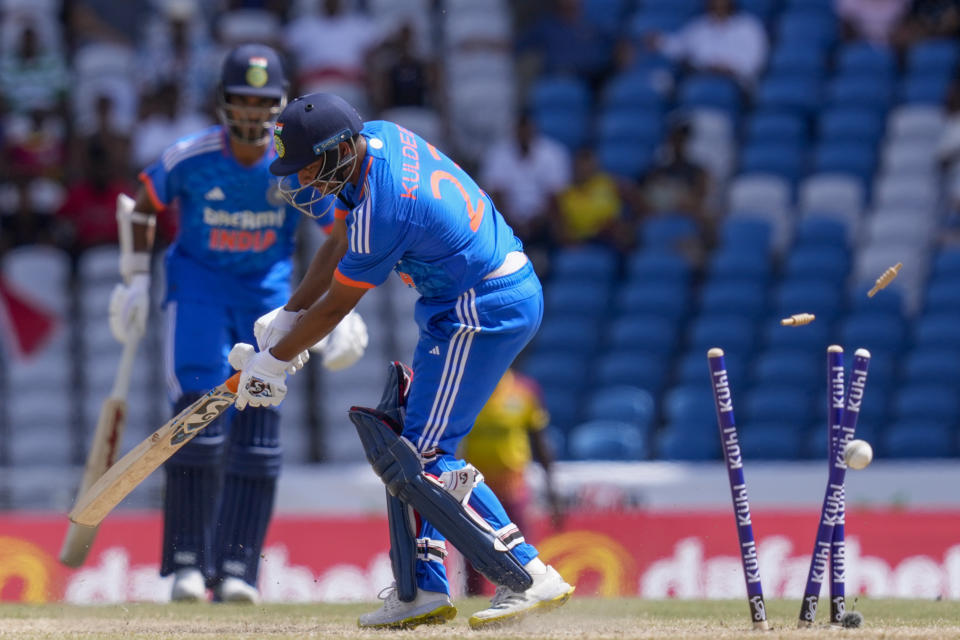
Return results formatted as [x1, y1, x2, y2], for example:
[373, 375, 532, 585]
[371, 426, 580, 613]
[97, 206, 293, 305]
[468, 565, 574, 629]
[214, 577, 259, 604]
[358, 584, 457, 629]
[171, 568, 206, 602]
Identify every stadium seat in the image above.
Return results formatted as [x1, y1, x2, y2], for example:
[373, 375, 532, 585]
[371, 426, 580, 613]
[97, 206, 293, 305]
[718, 218, 773, 253]
[762, 315, 830, 351]
[568, 419, 648, 460]
[799, 173, 864, 219]
[544, 280, 611, 317]
[887, 106, 945, 143]
[593, 350, 670, 392]
[674, 350, 746, 389]
[740, 142, 804, 182]
[657, 425, 719, 460]
[900, 73, 952, 105]
[584, 385, 655, 427]
[678, 74, 742, 116]
[606, 315, 678, 354]
[891, 384, 959, 423]
[738, 422, 807, 459]
[640, 215, 700, 248]
[931, 248, 960, 280]
[905, 38, 960, 76]
[773, 280, 843, 323]
[597, 140, 655, 177]
[825, 75, 893, 110]
[699, 280, 767, 318]
[625, 250, 692, 285]
[664, 383, 719, 423]
[881, 143, 938, 179]
[614, 282, 690, 320]
[597, 108, 663, 144]
[793, 216, 849, 249]
[750, 349, 820, 390]
[533, 316, 601, 355]
[742, 386, 810, 424]
[540, 386, 581, 431]
[776, 10, 838, 49]
[783, 245, 850, 280]
[535, 108, 590, 150]
[848, 284, 903, 315]
[881, 420, 956, 458]
[924, 280, 960, 314]
[727, 173, 791, 217]
[873, 177, 939, 212]
[818, 107, 885, 144]
[755, 74, 822, 114]
[687, 314, 756, 353]
[602, 72, 666, 111]
[812, 143, 876, 185]
[628, 8, 690, 37]
[839, 312, 906, 356]
[707, 249, 772, 281]
[551, 246, 620, 281]
[837, 42, 896, 77]
[901, 348, 960, 387]
[745, 112, 807, 147]
[529, 75, 591, 115]
[767, 45, 827, 77]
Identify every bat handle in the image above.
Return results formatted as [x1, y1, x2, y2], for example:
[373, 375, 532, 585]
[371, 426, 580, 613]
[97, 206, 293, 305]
[225, 372, 241, 394]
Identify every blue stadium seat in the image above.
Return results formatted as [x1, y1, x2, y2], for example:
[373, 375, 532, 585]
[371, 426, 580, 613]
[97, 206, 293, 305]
[784, 245, 850, 280]
[750, 349, 819, 390]
[900, 74, 952, 105]
[924, 280, 960, 314]
[812, 143, 876, 185]
[756, 75, 822, 114]
[738, 0, 777, 22]
[674, 350, 746, 388]
[606, 315, 678, 354]
[901, 348, 960, 387]
[533, 316, 600, 355]
[738, 422, 807, 459]
[913, 313, 960, 349]
[597, 108, 663, 144]
[629, 8, 690, 37]
[931, 249, 960, 280]
[777, 10, 838, 49]
[593, 350, 669, 392]
[891, 384, 959, 423]
[540, 386, 581, 431]
[640, 215, 699, 248]
[584, 385, 655, 427]
[583, 0, 630, 33]
[740, 143, 805, 182]
[678, 74, 742, 116]
[840, 312, 906, 356]
[688, 314, 756, 353]
[615, 282, 689, 320]
[664, 383, 718, 423]
[881, 420, 956, 458]
[543, 425, 568, 460]
[767, 46, 827, 76]
[602, 72, 666, 111]
[819, 107, 886, 144]
[837, 42, 896, 77]
[848, 284, 902, 315]
[707, 249, 772, 281]
[523, 352, 586, 393]
[551, 246, 619, 281]
[657, 425, 719, 460]
[773, 280, 843, 323]
[544, 280, 611, 317]
[794, 216, 849, 249]
[906, 39, 960, 76]
[699, 280, 767, 318]
[625, 250, 692, 285]
[568, 419, 648, 460]
[529, 76, 591, 114]
[825, 75, 893, 109]
[718, 218, 773, 253]
[860, 351, 896, 390]
[745, 112, 807, 147]
[535, 109, 589, 150]
[743, 386, 810, 424]
[597, 140, 655, 177]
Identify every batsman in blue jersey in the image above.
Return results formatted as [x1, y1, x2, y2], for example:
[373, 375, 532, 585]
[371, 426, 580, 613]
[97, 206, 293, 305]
[227, 92, 575, 628]
[107, 46, 367, 603]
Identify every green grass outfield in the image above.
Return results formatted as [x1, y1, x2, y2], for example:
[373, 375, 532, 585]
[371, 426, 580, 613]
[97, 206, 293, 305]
[1, 598, 958, 639]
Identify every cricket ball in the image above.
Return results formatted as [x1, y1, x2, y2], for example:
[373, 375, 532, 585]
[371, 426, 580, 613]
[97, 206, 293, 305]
[844, 439, 873, 470]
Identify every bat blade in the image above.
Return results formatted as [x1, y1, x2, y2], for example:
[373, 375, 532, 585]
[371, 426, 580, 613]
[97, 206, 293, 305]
[59, 398, 128, 567]
[68, 373, 240, 528]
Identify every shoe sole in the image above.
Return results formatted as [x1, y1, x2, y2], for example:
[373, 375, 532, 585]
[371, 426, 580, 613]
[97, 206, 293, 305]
[358, 604, 457, 630]
[468, 586, 575, 630]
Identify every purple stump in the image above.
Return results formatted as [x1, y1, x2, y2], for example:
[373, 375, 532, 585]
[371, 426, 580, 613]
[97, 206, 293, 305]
[827, 346, 847, 626]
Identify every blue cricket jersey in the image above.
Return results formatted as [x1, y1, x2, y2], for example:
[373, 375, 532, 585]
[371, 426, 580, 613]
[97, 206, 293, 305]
[333, 121, 523, 301]
[139, 125, 333, 310]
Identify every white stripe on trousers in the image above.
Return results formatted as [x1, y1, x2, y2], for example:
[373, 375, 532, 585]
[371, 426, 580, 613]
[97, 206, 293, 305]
[163, 301, 183, 400]
[418, 289, 480, 451]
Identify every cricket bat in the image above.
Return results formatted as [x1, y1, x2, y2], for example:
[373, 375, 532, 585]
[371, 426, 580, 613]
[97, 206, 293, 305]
[59, 335, 141, 567]
[68, 372, 241, 528]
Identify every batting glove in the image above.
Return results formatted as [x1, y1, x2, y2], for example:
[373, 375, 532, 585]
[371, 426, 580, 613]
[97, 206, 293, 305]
[314, 309, 368, 371]
[254, 306, 310, 375]
[229, 342, 290, 410]
[108, 273, 149, 343]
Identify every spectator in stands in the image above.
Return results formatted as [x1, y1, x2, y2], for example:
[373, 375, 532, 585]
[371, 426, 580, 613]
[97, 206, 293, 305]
[646, 0, 767, 88]
[458, 368, 563, 596]
[639, 116, 713, 256]
[892, 0, 960, 50]
[131, 81, 212, 171]
[369, 22, 440, 114]
[283, 0, 384, 112]
[516, 0, 611, 87]
[0, 20, 69, 116]
[836, 0, 910, 45]
[55, 142, 132, 255]
[550, 147, 637, 252]
[479, 112, 571, 271]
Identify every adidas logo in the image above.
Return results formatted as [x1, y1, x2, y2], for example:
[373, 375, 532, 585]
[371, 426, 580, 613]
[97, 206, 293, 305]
[204, 186, 226, 201]
[429, 346, 440, 356]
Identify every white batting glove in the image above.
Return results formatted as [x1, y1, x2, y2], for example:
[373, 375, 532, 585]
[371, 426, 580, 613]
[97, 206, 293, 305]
[229, 342, 290, 410]
[254, 306, 310, 374]
[314, 309, 368, 371]
[108, 273, 149, 343]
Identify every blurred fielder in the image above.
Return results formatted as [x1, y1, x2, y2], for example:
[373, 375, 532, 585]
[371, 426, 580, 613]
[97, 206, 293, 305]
[108, 45, 367, 603]
[228, 92, 574, 628]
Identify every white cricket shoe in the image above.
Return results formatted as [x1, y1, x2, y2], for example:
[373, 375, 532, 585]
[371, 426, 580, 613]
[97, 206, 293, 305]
[468, 565, 574, 629]
[358, 584, 457, 629]
[171, 568, 206, 602]
[215, 577, 259, 604]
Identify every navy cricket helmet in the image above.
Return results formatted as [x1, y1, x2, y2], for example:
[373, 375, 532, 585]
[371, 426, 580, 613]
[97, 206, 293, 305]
[270, 93, 364, 218]
[217, 43, 288, 146]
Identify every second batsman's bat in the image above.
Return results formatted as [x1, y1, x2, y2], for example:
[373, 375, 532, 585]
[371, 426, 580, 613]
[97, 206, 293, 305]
[68, 372, 241, 528]
[60, 335, 141, 567]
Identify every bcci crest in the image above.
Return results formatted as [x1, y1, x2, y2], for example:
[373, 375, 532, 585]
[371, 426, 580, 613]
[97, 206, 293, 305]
[274, 122, 285, 157]
[246, 56, 269, 88]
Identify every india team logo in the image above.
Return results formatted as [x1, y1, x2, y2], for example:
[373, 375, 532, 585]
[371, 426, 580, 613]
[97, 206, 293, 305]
[274, 122, 285, 157]
[246, 56, 269, 88]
